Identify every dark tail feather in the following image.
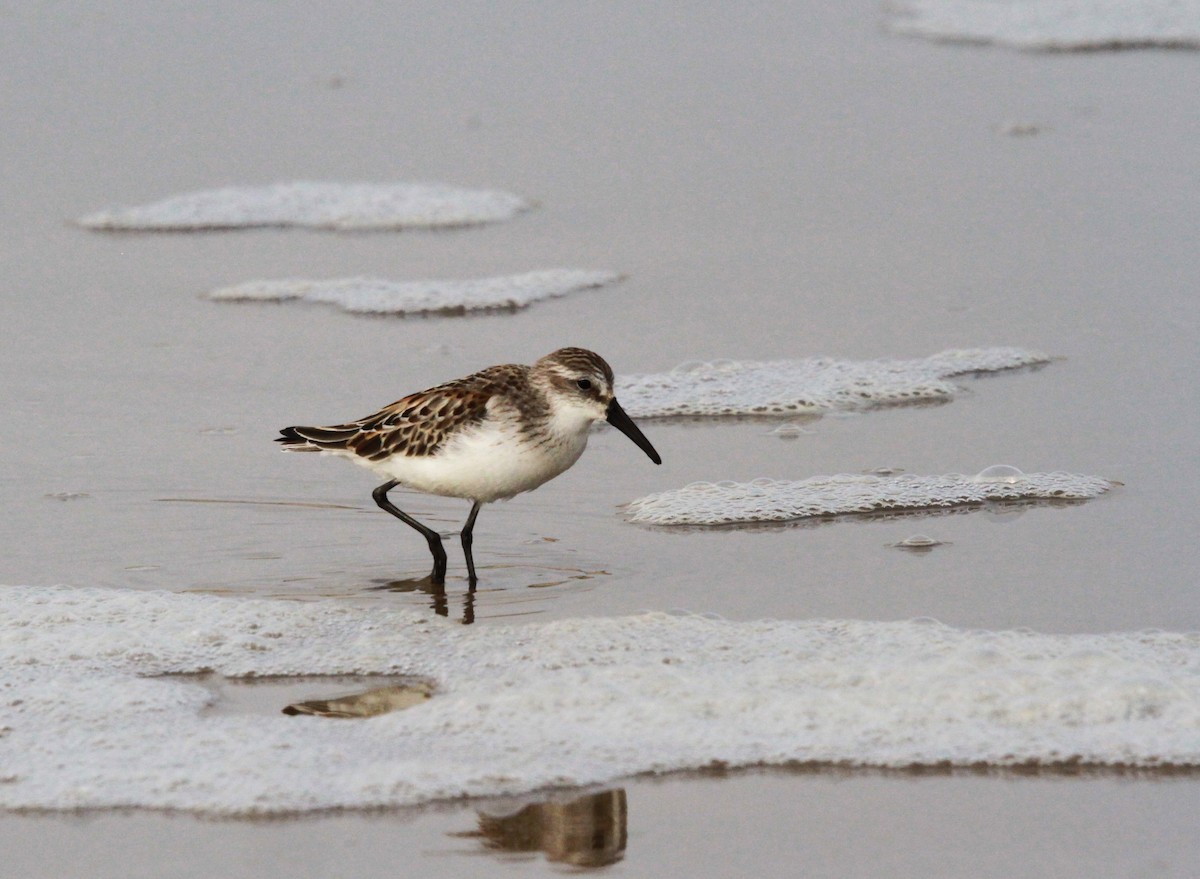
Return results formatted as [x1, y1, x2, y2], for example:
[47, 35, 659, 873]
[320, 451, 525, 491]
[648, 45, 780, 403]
[276, 425, 360, 450]
[276, 426, 306, 446]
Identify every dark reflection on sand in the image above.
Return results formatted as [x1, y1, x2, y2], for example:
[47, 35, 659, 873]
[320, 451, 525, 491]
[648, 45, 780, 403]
[457, 789, 628, 869]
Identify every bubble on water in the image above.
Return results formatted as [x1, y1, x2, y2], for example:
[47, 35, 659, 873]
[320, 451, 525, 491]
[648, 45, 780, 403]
[973, 465, 1026, 484]
[767, 422, 812, 439]
[890, 534, 947, 550]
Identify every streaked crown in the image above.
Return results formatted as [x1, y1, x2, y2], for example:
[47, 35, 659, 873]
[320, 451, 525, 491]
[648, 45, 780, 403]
[536, 347, 613, 387]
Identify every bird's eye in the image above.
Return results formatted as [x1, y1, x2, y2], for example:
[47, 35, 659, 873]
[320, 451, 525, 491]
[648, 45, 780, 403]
[576, 378, 592, 391]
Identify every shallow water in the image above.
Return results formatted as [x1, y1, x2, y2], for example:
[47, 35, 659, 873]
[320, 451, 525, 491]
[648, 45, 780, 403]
[3, 0, 1199, 874]
[6, 772, 1200, 879]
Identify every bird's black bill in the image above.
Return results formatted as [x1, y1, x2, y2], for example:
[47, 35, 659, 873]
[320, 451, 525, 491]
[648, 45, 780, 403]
[606, 399, 662, 465]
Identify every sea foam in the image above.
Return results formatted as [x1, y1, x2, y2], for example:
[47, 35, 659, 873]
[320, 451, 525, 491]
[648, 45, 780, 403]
[625, 469, 1116, 526]
[2, 585, 1197, 815]
[616, 348, 1049, 418]
[78, 181, 530, 231]
[206, 270, 621, 316]
[887, 0, 1200, 51]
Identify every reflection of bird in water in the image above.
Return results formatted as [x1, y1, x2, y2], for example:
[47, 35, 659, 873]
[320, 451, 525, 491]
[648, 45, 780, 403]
[277, 348, 660, 586]
[371, 576, 477, 624]
[465, 788, 628, 868]
[281, 680, 433, 718]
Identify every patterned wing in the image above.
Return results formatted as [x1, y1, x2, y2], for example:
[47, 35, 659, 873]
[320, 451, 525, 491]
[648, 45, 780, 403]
[347, 381, 493, 460]
[277, 365, 525, 461]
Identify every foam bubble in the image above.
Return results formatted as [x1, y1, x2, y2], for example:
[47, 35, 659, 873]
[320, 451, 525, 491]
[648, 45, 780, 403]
[78, 182, 531, 231]
[887, 0, 1200, 51]
[766, 422, 814, 439]
[625, 471, 1114, 526]
[973, 464, 1027, 483]
[890, 534, 947, 549]
[2, 585, 1199, 814]
[616, 348, 1049, 418]
[206, 270, 621, 316]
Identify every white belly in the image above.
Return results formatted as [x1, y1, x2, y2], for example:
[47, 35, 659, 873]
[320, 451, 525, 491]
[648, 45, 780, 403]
[350, 417, 590, 503]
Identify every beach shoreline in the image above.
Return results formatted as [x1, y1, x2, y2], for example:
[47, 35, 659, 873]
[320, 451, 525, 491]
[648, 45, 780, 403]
[3, 1, 1199, 875]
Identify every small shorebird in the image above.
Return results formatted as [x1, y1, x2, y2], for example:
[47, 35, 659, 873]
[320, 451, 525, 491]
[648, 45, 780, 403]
[277, 348, 661, 585]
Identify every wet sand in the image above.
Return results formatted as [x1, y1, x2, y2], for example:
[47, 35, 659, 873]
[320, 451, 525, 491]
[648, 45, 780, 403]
[3, 1, 1199, 875]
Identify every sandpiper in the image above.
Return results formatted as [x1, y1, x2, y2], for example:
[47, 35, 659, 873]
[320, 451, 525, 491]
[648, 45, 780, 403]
[277, 348, 661, 585]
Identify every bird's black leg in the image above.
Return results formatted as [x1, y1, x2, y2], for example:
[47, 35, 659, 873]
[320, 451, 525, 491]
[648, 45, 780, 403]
[461, 500, 483, 588]
[372, 480, 447, 584]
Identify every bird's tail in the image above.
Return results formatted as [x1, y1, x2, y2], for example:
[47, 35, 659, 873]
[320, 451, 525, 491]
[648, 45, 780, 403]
[276, 424, 360, 451]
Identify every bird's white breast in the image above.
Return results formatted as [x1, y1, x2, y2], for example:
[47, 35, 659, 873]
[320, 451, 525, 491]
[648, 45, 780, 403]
[361, 401, 594, 503]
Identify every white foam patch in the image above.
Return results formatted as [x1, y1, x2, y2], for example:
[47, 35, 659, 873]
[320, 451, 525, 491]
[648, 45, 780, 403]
[616, 348, 1049, 418]
[887, 0, 1200, 51]
[78, 182, 530, 231]
[3, 583, 1195, 815]
[625, 468, 1115, 526]
[206, 269, 621, 316]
